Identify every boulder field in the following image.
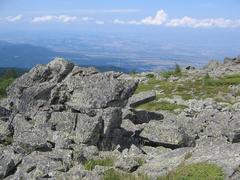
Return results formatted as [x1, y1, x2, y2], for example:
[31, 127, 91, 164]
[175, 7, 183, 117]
[0, 58, 240, 179]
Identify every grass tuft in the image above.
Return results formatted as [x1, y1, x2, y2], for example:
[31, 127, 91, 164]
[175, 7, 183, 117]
[84, 158, 114, 171]
[103, 168, 150, 180]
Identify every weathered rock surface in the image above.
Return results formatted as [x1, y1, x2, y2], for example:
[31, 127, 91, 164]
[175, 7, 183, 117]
[0, 58, 143, 179]
[127, 91, 156, 108]
[1, 57, 240, 179]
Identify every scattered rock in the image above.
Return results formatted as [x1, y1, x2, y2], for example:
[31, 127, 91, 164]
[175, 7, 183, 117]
[1, 57, 240, 179]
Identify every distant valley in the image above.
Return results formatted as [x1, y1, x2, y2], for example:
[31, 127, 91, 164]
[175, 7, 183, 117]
[0, 31, 239, 72]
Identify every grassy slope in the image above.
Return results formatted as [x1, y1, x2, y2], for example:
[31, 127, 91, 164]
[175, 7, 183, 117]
[135, 71, 240, 112]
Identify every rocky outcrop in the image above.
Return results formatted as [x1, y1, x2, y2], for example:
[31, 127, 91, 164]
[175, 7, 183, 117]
[0, 58, 143, 179]
[1, 57, 240, 179]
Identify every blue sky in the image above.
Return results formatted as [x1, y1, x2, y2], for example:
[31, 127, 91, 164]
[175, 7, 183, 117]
[0, 0, 239, 68]
[0, 0, 240, 29]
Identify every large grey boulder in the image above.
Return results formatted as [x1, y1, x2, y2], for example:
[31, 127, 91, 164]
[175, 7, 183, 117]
[140, 121, 194, 148]
[74, 114, 103, 145]
[114, 155, 140, 172]
[64, 70, 137, 110]
[127, 91, 156, 108]
[12, 114, 53, 154]
[15, 150, 73, 179]
[176, 109, 240, 144]
[7, 58, 75, 116]
[137, 148, 192, 178]
[186, 142, 240, 179]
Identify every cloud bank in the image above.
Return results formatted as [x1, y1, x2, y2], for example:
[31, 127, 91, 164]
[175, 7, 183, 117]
[2, 9, 240, 28]
[32, 15, 77, 23]
[114, 9, 240, 28]
[114, 10, 167, 25]
[0, 14, 22, 22]
[166, 16, 240, 28]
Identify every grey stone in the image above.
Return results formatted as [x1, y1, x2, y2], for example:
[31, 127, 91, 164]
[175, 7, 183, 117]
[0, 151, 16, 179]
[140, 121, 193, 148]
[137, 148, 192, 178]
[186, 142, 240, 179]
[65, 72, 137, 110]
[74, 114, 103, 145]
[18, 150, 73, 179]
[49, 112, 77, 133]
[128, 91, 156, 108]
[0, 106, 11, 119]
[114, 155, 140, 172]
[7, 59, 74, 116]
[0, 121, 12, 145]
[127, 109, 164, 124]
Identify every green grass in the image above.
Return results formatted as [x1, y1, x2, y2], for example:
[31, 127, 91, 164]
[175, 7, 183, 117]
[0, 77, 15, 99]
[103, 163, 224, 180]
[161, 64, 182, 79]
[103, 169, 150, 180]
[136, 101, 187, 112]
[84, 158, 114, 171]
[158, 163, 224, 180]
[135, 73, 240, 108]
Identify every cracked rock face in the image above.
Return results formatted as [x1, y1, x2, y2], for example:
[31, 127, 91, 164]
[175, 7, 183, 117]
[2, 57, 240, 179]
[0, 58, 144, 179]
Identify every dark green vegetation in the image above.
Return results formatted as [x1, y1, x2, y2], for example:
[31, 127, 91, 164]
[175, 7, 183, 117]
[0, 67, 27, 77]
[0, 68, 25, 99]
[84, 158, 114, 171]
[159, 163, 224, 180]
[135, 70, 240, 111]
[0, 77, 15, 99]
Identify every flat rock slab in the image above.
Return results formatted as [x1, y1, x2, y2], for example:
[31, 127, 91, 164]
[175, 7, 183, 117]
[128, 91, 156, 108]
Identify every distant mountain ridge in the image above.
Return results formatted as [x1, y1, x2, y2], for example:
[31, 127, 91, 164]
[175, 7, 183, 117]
[0, 41, 129, 72]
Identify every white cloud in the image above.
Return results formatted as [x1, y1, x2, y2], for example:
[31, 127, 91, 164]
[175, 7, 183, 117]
[32, 15, 77, 23]
[113, 10, 167, 25]
[96, 21, 104, 25]
[81, 17, 93, 21]
[113, 19, 140, 25]
[113, 9, 240, 28]
[166, 16, 240, 28]
[5, 14, 22, 22]
[58, 15, 77, 23]
[141, 10, 167, 25]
